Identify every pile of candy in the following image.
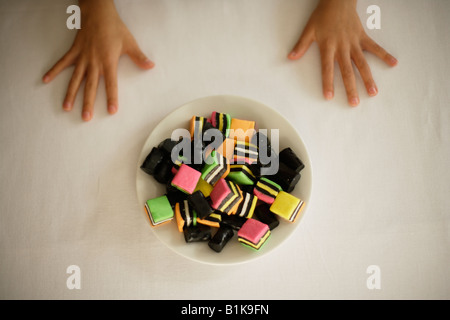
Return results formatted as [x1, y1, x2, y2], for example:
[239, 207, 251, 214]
[141, 111, 305, 253]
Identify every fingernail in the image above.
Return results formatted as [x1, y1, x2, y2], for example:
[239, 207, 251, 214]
[82, 111, 91, 121]
[63, 101, 72, 111]
[144, 59, 154, 67]
[390, 56, 398, 66]
[368, 86, 378, 96]
[288, 51, 298, 59]
[43, 75, 50, 83]
[108, 104, 117, 114]
[350, 97, 359, 107]
[324, 91, 334, 100]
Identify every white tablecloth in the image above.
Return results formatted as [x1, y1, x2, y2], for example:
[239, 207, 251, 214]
[1, 0, 449, 299]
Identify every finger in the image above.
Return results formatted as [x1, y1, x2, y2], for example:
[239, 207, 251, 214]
[352, 49, 378, 97]
[103, 64, 118, 115]
[126, 37, 154, 70]
[338, 52, 359, 107]
[288, 25, 314, 60]
[82, 66, 99, 121]
[362, 36, 398, 67]
[63, 62, 86, 111]
[319, 45, 335, 100]
[43, 49, 77, 83]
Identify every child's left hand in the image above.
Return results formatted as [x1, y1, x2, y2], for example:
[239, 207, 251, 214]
[288, 0, 397, 106]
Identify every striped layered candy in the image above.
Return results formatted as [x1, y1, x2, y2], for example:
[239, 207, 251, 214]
[229, 118, 256, 142]
[270, 191, 304, 223]
[209, 178, 243, 215]
[211, 111, 231, 137]
[197, 211, 222, 228]
[174, 199, 197, 232]
[171, 164, 201, 194]
[201, 150, 230, 186]
[237, 219, 270, 250]
[253, 177, 282, 204]
[233, 141, 258, 164]
[235, 192, 258, 219]
[227, 163, 256, 185]
[189, 116, 209, 141]
[215, 137, 235, 162]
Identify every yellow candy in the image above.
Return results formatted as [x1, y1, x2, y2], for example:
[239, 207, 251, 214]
[194, 178, 213, 197]
[270, 191, 304, 223]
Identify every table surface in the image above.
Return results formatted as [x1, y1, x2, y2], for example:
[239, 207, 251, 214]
[1, 0, 449, 300]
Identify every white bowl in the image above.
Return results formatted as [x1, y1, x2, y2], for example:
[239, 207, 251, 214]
[136, 95, 312, 265]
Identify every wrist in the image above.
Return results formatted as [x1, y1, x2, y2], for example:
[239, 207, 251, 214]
[318, 0, 357, 11]
[79, 0, 115, 10]
[78, 0, 119, 26]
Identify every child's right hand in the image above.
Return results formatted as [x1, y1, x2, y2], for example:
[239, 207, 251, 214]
[42, 0, 154, 121]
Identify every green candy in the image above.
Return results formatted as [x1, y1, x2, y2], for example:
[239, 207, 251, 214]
[145, 195, 174, 226]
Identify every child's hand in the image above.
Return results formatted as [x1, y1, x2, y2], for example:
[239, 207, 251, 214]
[288, 0, 397, 106]
[43, 0, 154, 121]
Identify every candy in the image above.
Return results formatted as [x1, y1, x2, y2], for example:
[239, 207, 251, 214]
[197, 212, 222, 228]
[215, 137, 235, 162]
[233, 141, 258, 164]
[145, 195, 174, 227]
[228, 181, 244, 215]
[229, 118, 256, 142]
[209, 178, 243, 215]
[279, 147, 305, 173]
[237, 219, 270, 250]
[211, 111, 231, 137]
[188, 190, 213, 219]
[270, 191, 304, 223]
[251, 131, 271, 152]
[141, 110, 307, 254]
[157, 138, 179, 155]
[183, 225, 212, 243]
[270, 162, 301, 193]
[193, 178, 214, 197]
[174, 200, 197, 232]
[165, 187, 188, 209]
[254, 204, 279, 230]
[253, 177, 282, 204]
[227, 163, 256, 185]
[153, 157, 174, 184]
[201, 150, 230, 186]
[208, 225, 234, 253]
[220, 213, 247, 230]
[140, 147, 165, 176]
[235, 192, 258, 219]
[190, 116, 208, 141]
[171, 164, 201, 194]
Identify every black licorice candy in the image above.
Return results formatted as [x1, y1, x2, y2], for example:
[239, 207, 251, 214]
[208, 225, 234, 253]
[140, 147, 165, 176]
[279, 147, 305, 173]
[153, 156, 174, 184]
[183, 225, 212, 243]
[188, 190, 213, 219]
[254, 204, 279, 230]
[158, 138, 179, 155]
[165, 188, 188, 209]
[269, 162, 301, 193]
[220, 214, 247, 231]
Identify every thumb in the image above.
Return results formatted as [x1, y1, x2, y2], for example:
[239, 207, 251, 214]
[126, 38, 154, 70]
[288, 25, 314, 60]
